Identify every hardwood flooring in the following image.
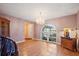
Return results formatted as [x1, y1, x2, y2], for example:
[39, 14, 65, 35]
[17, 40, 79, 56]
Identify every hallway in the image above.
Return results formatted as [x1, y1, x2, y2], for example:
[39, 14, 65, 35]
[17, 40, 79, 56]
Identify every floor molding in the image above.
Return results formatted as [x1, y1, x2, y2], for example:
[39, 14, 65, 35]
[16, 40, 25, 43]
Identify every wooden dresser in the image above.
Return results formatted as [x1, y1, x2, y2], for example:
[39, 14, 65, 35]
[61, 37, 76, 51]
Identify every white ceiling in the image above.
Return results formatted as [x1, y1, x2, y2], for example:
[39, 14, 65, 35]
[0, 3, 79, 22]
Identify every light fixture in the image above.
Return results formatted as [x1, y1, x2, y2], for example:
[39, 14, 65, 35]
[36, 12, 45, 25]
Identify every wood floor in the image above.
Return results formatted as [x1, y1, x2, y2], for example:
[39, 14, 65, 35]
[17, 40, 79, 56]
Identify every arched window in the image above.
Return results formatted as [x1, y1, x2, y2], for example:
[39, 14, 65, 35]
[41, 24, 56, 43]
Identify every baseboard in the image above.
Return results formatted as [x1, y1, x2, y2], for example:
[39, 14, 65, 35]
[56, 42, 61, 46]
[16, 40, 25, 43]
[25, 37, 33, 40]
[32, 38, 41, 40]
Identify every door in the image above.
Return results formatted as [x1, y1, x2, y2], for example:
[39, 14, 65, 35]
[0, 17, 10, 37]
[24, 22, 34, 39]
[77, 30, 79, 52]
[41, 24, 56, 43]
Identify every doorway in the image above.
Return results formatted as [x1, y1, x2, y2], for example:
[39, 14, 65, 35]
[41, 24, 56, 43]
[24, 22, 34, 39]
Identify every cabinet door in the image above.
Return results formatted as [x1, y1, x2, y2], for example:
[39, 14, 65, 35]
[0, 17, 10, 37]
[0, 19, 1, 35]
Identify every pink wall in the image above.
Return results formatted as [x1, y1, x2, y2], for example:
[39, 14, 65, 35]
[46, 14, 77, 30]
[34, 14, 77, 44]
[46, 14, 77, 44]
[34, 23, 42, 39]
[0, 14, 25, 42]
[34, 14, 77, 39]
[77, 12, 79, 39]
[0, 13, 77, 43]
[77, 12, 79, 30]
[0, 14, 35, 42]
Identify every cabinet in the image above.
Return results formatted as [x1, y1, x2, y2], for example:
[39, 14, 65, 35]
[61, 37, 76, 51]
[0, 17, 10, 37]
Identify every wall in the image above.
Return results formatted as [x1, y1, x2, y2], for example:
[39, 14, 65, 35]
[46, 14, 77, 44]
[0, 13, 77, 44]
[0, 14, 35, 42]
[46, 14, 77, 30]
[34, 14, 77, 44]
[34, 23, 42, 39]
[77, 12, 79, 30]
[0, 14, 25, 42]
[77, 12, 79, 39]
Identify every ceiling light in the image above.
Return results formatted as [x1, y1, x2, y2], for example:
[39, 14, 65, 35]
[36, 12, 45, 25]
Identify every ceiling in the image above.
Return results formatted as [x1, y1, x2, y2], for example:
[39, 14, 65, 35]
[0, 3, 79, 22]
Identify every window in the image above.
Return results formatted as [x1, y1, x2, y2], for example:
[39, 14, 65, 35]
[41, 24, 56, 43]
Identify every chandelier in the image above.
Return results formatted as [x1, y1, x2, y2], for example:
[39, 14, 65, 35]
[36, 12, 45, 25]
